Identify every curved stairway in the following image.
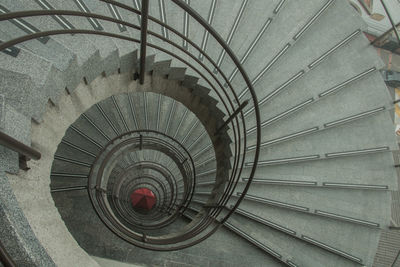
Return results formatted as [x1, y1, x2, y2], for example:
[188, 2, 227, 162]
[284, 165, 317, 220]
[0, 0, 399, 266]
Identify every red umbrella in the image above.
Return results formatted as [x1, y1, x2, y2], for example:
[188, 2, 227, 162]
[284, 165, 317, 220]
[130, 188, 156, 211]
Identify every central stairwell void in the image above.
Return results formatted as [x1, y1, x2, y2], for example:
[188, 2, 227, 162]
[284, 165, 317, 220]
[0, 0, 399, 266]
[51, 87, 234, 251]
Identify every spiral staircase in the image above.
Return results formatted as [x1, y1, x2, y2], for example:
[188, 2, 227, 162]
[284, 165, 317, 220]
[0, 0, 399, 266]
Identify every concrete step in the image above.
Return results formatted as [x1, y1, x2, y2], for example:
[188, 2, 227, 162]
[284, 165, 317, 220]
[181, 206, 283, 266]
[167, 67, 186, 81]
[244, 39, 388, 137]
[47, 0, 119, 57]
[247, 113, 396, 165]
[229, 0, 334, 94]
[0, 0, 76, 70]
[2, 0, 396, 263]
[219, 0, 285, 83]
[203, 0, 248, 69]
[0, 55, 50, 122]
[85, 0, 140, 55]
[231, 202, 381, 266]
[227, 213, 361, 267]
[237, 0, 366, 101]
[233, 182, 391, 228]
[120, 50, 138, 74]
[152, 60, 172, 76]
[6, 0, 99, 82]
[240, 150, 397, 192]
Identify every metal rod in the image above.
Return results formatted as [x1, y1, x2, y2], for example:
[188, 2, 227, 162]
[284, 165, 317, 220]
[50, 186, 87, 193]
[203, 204, 224, 208]
[215, 100, 249, 135]
[139, 0, 150, 84]
[379, 0, 400, 45]
[0, 131, 41, 160]
[371, 22, 400, 45]
[171, 1, 260, 227]
[0, 5, 256, 249]
[392, 249, 400, 267]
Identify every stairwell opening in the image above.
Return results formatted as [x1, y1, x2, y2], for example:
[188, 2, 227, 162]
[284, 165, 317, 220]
[130, 188, 156, 213]
[49, 89, 231, 251]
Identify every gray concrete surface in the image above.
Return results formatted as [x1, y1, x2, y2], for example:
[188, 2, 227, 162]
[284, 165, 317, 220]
[0, 0, 398, 266]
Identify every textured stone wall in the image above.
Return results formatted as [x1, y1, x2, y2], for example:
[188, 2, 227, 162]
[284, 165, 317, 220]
[0, 172, 55, 267]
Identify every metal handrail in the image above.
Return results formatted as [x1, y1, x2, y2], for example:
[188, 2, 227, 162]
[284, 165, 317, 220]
[0, 10, 245, 198]
[98, 1, 246, 206]
[97, 1, 246, 214]
[0, 23, 244, 217]
[0, 1, 261, 251]
[0, 130, 41, 160]
[0, 27, 238, 248]
[171, 0, 260, 225]
[99, 1, 247, 207]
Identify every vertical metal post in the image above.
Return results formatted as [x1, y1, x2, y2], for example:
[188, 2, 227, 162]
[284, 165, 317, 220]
[139, 0, 150, 84]
[392, 249, 400, 267]
[379, 0, 400, 45]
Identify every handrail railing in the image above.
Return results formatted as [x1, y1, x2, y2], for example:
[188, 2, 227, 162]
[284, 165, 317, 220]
[0, 24, 242, 249]
[0, 0, 261, 251]
[99, 0, 247, 199]
[215, 99, 249, 135]
[170, 0, 261, 225]
[0, 130, 41, 160]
